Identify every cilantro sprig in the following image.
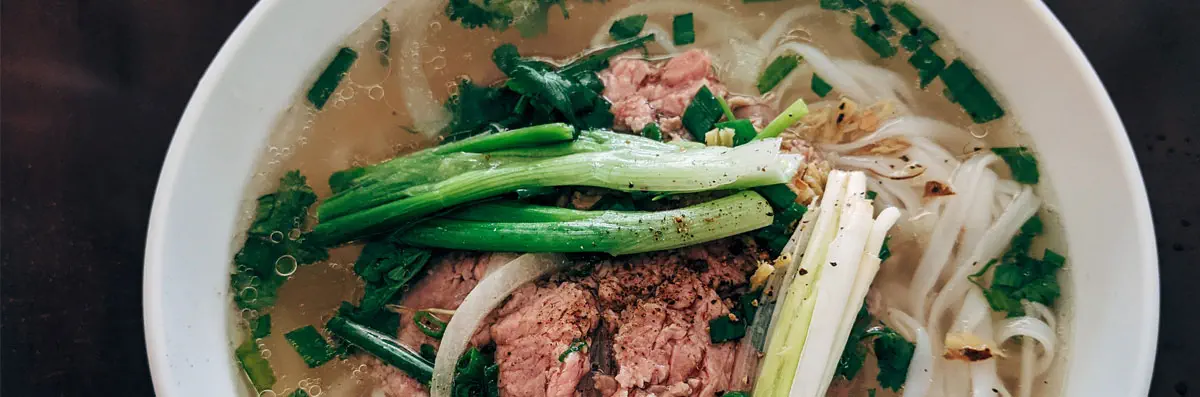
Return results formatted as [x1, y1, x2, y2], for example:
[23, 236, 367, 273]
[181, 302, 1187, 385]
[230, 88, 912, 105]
[970, 216, 1065, 316]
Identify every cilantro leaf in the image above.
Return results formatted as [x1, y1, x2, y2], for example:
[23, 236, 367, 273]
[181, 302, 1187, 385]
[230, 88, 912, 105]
[835, 305, 872, 380]
[348, 234, 433, 334]
[609, 14, 648, 41]
[970, 216, 1064, 316]
[871, 328, 915, 391]
[231, 171, 328, 311]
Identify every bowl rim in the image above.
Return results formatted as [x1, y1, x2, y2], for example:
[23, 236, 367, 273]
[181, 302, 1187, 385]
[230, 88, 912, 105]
[143, 0, 1159, 395]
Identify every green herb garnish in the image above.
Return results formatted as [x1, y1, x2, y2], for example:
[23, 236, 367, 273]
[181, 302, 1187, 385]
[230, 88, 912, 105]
[834, 303, 914, 391]
[284, 325, 336, 368]
[642, 122, 662, 141]
[235, 334, 276, 391]
[811, 74, 833, 97]
[682, 85, 725, 139]
[715, 119, 758, 147]
[673, 13, 695, 45]
[888, 3, 922, 29]
[413, 310, 448, 339]
[307, 47, 358, 110]
[326, 316, 434, 383]
[865, 0, 894, 36]
[558, 340, 588, 361]
[445, 0, 563, 38]
[453, 347, 501, 397]
[940, 60, 1004, 123]
[852, 16, 896, 58]
[609, 14, 648, 40]
[820, 0, 864, 10]
[991, 146, 1040, 184]
[231, 171, 327, 312]
[420, 343, 438, 361]
[908, 45, 946, 88]
[378, 20, 391, 66]
[757, 54, 802, 94]
[969, 216, 1064, 316]
[250, 314, 271, 339]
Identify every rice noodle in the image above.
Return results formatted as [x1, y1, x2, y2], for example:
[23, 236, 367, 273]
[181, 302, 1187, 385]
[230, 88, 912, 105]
[756, 6, 821, 51]
[429, 254, 569, 397]
[771, 42, 872, 102]
[891, 309, 935, 397]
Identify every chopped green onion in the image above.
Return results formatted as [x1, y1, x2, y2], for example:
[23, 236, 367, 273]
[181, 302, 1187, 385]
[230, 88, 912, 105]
[558, 340, 588, 361]
[852, 16, 897, 58]
[673, 13, 695, 45]
[327, 316, 434, 383]
[879, 235, 892, 261]
[414, 310, 448, 339]
[889, 4, 922, 29]
[716, 95, 736, 123]
[908, 46, 946, 88]
[453, 347, 501, 397]
[290, 389, 310, 397]
[250, 315, 271, 339]
[235, 335, 276, 391]
[284, 325, 336, 368]
[916, 27, 940, 45]
[865, 190, 878, 200]
[682, 85, 725, 139]
[991, 146, 1039, 184]
[865, 0, 894, 36]
[820, 0, 864, 10]
[307, 47, 358, 110]
[722, 393, 750, 397]
[641, 122, 662, 141]
[710, 315, 748, 343]
[756, 53, 802, 94]
[609, 14, 648, 40]
[756, 97, 810, 140]
[715, 119, 758, 147]
[940, 60, 1005, 123]
[755, 184, 798, 208]
[420, 343, 438, 361]
[811, 74, 833, 97]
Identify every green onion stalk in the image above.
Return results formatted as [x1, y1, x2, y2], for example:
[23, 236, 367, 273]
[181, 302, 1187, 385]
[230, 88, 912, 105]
[313, 137, 802, 245]
[398, 191, 774, 255]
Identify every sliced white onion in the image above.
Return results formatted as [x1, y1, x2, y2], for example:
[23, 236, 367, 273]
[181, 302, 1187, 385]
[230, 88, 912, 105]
[430, 254, 569, 397]
[390, 0, 450, 137]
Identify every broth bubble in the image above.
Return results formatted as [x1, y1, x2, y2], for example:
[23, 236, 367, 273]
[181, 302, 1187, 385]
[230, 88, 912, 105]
[268, 231, 285, 243]
[259, 390, 277, 397]
[275, 255, 298, 276]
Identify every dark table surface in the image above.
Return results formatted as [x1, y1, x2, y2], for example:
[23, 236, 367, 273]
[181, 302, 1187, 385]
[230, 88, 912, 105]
[2, 0, 1198, 395]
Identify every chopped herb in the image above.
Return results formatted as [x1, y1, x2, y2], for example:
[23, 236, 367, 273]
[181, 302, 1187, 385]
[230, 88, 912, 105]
[722, 392, 750, 397]
[443, 79, 523, 141]
[835, 305, 872, 380]
[900, 27, 939, 52]
[558, 340, 588, 361]
[969, 216, 1064, 316]
[940, 60, 1005, 123]
[609, 14, 648, 40]
[991, 146, 1040, 184]
[378, 20, 391, 66]
[852, 16, 897, 58]
[682, 85, 725, 139]
[716, 94, 736, 122]
[231, 171, 328, 312]
[290, 390, 310, 397]
[757, 53, 802, 93]
[865, 0, 894, 36]
[811, 74, 834, 97]
[820, 0, 864, 11]
[285, 325, 336, 368]
[908, 46, 946, 88]
[673, 13, 695, 45]
[756, 184, 798, 208]
[414, 310, 448, 339]
[709, 290, 762, 343]
[868, 390, 877, 397]
[235, 335, 276, 391]
[715, 119, 758, 147]
[561, 33, 656, 76]
[250, 314, 271, 339]
[355, 238, 433, 314]
[307, 47, 358, 110]
[834, 302, 914, 390]
[336, 301, 400, 341]
[754, 184, 807, 254]
[888, 4, 922, 29]
[871, 328, 915, 391]
[420, 343, 438, 361]
[865, 190, 878, 200]
[445, 0, 562, 38]
[642, 123, 662, 141]
[454, 347, 501, 397]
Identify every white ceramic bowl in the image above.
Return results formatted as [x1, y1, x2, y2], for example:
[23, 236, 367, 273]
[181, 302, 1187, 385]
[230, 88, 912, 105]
[144, 0, 1159, 395]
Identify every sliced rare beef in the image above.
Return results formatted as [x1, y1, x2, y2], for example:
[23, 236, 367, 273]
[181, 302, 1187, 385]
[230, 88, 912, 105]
[492, 282, 600, 397]
[599, 49, 726, 140]
[373, 239, 765, 397]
